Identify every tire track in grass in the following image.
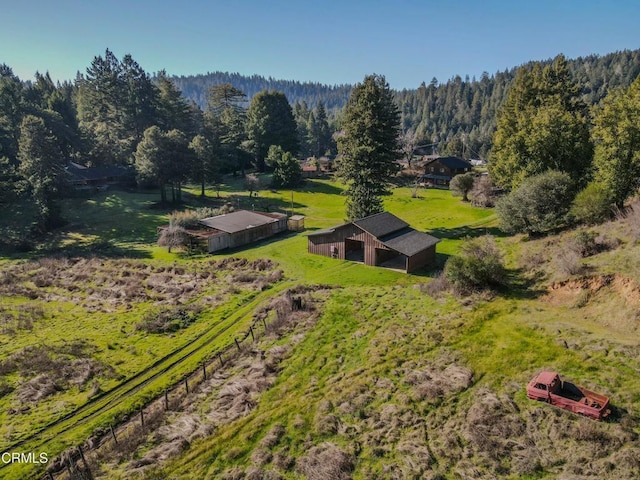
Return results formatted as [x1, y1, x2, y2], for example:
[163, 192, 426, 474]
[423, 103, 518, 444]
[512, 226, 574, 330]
[0, 280, 298, 465]
[1, 258, 361, 479]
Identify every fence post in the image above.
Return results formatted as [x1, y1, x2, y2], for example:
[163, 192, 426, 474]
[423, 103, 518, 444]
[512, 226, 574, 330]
[249, 326, 255, 342]
[218, 352, 224, 367]
[185, 378, 189, 394]
[110, 425, 118, 445]
[78, 445, 90, 475]
[202, 363, 207, 380]
[234, 338, 241, 350]
[164, 389, 169, 410]
[262, 317, 267, 330]
[140, 408, 145, 426]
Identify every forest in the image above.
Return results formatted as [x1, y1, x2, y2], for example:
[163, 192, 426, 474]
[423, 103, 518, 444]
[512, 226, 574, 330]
[174, 49, 640, 158]
[1, 48, 640, 240]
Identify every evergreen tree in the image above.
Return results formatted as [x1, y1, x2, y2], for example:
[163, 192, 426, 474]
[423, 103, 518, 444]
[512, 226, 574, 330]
[591, 75, 640, 208]
[293, 101, 312, 157]
[0, 67, 24, 165]
[206, 83, 247, 175]
[489, 55, 592, 190]
[156, 70, 194, 135]
[76, 49, 158, 166]
[134, 126, 170, 202]
[18, 115, 64, 230]
[311, 101, 332, 157]
[337, 74, 401, 220]
[266, 145, 302, 188]
[189, 134, 218, 196]
[246, 90, 298, 171]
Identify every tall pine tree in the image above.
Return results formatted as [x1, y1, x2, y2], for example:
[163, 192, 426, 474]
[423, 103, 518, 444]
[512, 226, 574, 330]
[337, 74, 401, 220]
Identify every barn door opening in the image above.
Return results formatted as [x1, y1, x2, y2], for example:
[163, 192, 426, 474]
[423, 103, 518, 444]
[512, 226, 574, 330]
[345, 239, 364, 263]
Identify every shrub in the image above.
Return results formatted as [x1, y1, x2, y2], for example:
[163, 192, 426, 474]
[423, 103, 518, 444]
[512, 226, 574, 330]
[449, 172, 476, 201]
[495, 170, 575, 235]
[469, 175, 497, 207]
[444, 235, 506, 293]
[136, 305, 202, 333]
[158, 226, 190, 252]
[571, 181, 614, 225]
[168, 204, 234, 228]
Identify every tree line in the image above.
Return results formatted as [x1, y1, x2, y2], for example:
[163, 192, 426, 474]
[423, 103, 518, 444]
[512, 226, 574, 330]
[2, 48, 640, 233]
[0, 50, 333, 232]
[173, 50, 640, 159]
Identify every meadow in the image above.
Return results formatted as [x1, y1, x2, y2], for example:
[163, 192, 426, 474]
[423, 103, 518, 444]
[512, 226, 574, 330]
[1, 176, 639, 479]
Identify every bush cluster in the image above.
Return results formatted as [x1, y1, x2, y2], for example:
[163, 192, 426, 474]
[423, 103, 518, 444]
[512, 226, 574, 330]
[136, 305, 203, 334]
[496, 170, 575, 235]
[444, 235, 506, 293]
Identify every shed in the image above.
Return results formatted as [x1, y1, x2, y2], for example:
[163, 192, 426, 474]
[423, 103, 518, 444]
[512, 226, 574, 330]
[288, 215, 305, 231]
[199, 210, 288, 253]
[307, 212, 440, 273]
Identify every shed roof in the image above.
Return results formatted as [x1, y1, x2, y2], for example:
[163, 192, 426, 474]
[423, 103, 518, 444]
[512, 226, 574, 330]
[380, 227, 440, 256]
[199, 210, 284, 234]
[353, 212, 408, 238]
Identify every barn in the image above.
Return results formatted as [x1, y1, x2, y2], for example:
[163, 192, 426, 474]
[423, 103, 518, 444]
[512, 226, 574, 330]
[307, 212, 440, 273]
[199, 210, 288, 253]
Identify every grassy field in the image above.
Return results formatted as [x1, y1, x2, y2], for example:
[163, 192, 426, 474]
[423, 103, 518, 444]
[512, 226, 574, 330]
[2, 177, 640, 479]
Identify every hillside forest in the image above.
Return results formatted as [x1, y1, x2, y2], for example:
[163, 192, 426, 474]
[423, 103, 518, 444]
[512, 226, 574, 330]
[1, 48, 640, 240]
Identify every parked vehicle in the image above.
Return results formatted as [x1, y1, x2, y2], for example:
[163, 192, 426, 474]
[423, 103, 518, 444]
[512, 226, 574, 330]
[526, 371, 610, 420]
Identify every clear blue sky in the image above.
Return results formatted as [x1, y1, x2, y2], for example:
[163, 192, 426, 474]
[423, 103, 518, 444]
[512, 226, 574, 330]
[1, 0, 639, 90]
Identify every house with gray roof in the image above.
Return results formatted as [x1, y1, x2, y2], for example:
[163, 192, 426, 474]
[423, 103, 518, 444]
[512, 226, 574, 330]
[422, 156, 473, 186]
[307, 212, 439, 273]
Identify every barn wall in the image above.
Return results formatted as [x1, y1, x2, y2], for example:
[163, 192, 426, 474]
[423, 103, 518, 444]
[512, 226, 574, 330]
[208, 233, 230, 252]
[406, 245, 437, 273]
[307, 224, 360, 259]
[228, 221, 284, 249]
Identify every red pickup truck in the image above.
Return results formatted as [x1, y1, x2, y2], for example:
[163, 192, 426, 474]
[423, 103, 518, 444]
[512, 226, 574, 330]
[526, 371, 611, 420]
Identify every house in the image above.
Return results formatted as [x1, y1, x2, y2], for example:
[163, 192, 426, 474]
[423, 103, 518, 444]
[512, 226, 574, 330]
[65, 162, 132, 190]
[422, 156, 473, 187]
[198, 210, 288, 253]
[307, 212, 440, 273]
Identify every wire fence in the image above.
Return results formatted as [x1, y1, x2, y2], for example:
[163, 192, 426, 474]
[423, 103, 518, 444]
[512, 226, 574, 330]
[36, 288, 308, 480]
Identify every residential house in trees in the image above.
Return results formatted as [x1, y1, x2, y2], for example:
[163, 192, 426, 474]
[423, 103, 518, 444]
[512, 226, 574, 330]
[422, 156, 473, 187]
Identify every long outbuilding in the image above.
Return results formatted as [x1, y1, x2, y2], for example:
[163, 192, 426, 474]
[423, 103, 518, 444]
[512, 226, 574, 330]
[199, 210, 288, 253]
[307, 212, 440, 273]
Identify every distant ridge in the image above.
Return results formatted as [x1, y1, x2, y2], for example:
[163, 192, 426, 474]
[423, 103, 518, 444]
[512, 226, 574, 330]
[170, 71, 352, 112]
[172, 49, 640, 156]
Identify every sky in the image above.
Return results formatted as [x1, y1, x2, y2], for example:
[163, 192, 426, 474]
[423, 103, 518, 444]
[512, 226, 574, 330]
[1, 0, 639, 90]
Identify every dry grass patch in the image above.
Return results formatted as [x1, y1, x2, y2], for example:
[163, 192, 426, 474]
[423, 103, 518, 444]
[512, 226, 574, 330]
[295, 442, 354, 480]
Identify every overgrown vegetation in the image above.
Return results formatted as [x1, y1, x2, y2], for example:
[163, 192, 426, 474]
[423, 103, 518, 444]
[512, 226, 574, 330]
[495, 170, 575, 235]
[443, 235, 506, 293]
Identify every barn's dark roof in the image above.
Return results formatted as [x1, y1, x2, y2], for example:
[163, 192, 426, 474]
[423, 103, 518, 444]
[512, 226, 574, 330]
[425, 156, 473, 170]
[306, 222, 351, 237]
[199, 210, 284, 234]
[353, 212, 408, 237]
[380, 227, 440, 256]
